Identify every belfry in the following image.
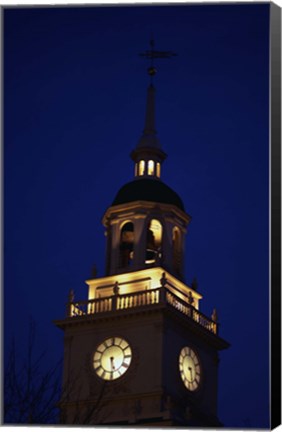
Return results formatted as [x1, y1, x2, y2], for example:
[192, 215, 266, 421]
[55, 40, 229, 427]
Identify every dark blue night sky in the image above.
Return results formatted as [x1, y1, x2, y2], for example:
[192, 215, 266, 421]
[4, 4, 270, 428]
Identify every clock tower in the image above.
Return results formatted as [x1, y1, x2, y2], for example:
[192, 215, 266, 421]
[55, 41, 229, 427]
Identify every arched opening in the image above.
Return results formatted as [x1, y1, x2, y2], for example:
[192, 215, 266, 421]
[119, 222, 134, 268]
[172, 226, 182, 274]
[145, 219, 162, 264]
[139, 160, 145, 176]
[156, 162, 161, 178]
[148, 160, 155, 176]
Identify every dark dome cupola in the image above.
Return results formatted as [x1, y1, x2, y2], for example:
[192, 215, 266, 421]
[112, 178, 185, 212]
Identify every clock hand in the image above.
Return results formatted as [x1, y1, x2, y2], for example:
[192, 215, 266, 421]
[188, 366, 193, 381]
[110, 356, 115, 371]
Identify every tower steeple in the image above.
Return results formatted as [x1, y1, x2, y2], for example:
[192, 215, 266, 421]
[103, 39, 188, 278]
[55, 39, 229, 429]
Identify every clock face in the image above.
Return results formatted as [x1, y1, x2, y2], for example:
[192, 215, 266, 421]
[93, 337, 132, 381]
[179, 346, 201, 391]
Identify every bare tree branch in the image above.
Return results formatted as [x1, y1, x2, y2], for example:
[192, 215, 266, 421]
[4, 320, 109, 425]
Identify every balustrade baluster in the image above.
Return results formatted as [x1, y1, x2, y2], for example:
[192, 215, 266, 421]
[69, 287, 215, 335]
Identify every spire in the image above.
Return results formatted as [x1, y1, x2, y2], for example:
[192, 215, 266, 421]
[130, 82, 166, 179]
[131, 39, 176, 179]
[137, 84, 160, 150]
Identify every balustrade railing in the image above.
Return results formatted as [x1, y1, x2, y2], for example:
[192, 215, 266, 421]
[117, 288, 160, 310]
[67, 283, 217, 335]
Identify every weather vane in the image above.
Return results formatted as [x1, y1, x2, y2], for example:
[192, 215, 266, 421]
[139, 37, 177, 82]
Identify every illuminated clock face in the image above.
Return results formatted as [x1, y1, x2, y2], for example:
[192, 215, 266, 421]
[93, 337, 132, 381]
[179, 346, 201, 391]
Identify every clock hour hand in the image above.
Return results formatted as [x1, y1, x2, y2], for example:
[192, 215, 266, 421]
[188, 366, 193, 381]
[110, 356, 115, 371]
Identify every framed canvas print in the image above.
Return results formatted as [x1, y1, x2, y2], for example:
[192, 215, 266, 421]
[3, 1, 281, 429]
